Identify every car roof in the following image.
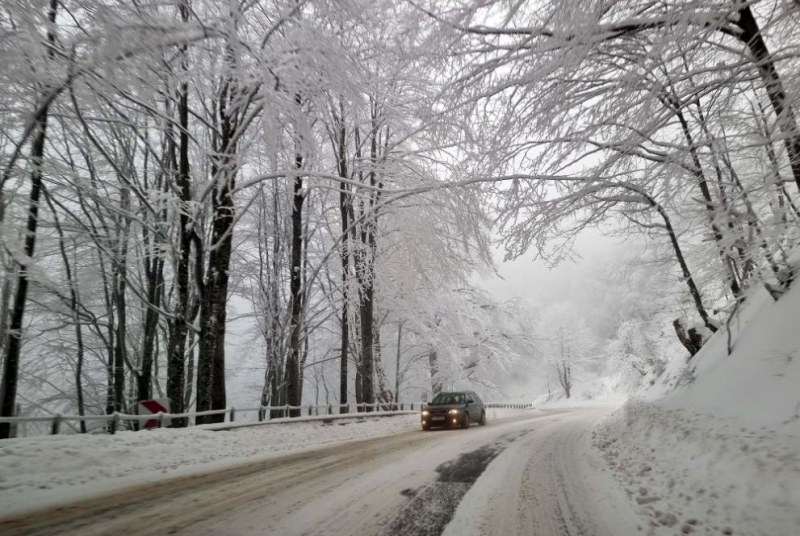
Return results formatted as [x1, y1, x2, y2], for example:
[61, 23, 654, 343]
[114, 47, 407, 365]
[435, 391, 480, 397]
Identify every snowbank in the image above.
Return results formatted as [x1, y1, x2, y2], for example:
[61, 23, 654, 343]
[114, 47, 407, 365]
[663, 286, 800, 430]
[595, 281, 800, 534]
[595, 401, 800, 534]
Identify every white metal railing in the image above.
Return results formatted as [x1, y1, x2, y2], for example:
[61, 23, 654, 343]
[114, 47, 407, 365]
[0, 401, 535, 438]
[0, 402, 422, 437]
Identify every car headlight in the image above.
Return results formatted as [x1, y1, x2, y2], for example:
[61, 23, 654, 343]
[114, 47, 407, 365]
[448, 409, 460, 415]
[421, 410, 429, 417]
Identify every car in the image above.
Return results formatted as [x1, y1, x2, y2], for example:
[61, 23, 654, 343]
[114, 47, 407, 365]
[420, 390, 486, 430]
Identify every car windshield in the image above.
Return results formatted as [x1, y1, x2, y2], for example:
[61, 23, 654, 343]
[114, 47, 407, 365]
[430, 393, 465, 405]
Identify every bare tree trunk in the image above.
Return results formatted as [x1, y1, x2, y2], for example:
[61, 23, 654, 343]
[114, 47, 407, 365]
[555, 360, 571, 399]
[671, 102, 742, 298]
[394, 320, 404, 404]
[673, 318, 706, 357]
[111, 186, 131, 414]
[297, 215, 311, 398]
[44, 189, 87, 432]
[689, 95, 752, 287]
[720, 149, 787, 285]
[0, 277, 10, 365]
[358, 286, 375, 410]
[0, 0, 58, 440]
[165, 0, 193, 427]
[733, 4, 800, 193]
[339, 246, 349, 411]
[139, 255, 164, 402]
[183, 339, 195, 411]
[336, 105, 350, 412]
[0, 257, 11, 375]
[196, 40, 244, 423]
[286, 153, 305, 417]
[105, 316, 116, 417]
[354, 114, 385, 412]
[428, 350, 442, 396]
[645, 194, 717, 333]
[196, 131, 236, 423]
[374, 320, 392, 405]
[752, 98, 800, 223]
[354, 355, 363, 406]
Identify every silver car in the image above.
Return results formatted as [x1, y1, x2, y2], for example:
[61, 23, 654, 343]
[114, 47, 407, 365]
[421, 391, 486, 430]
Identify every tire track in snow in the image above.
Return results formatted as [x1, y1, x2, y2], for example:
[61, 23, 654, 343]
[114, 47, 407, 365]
[382, 432, 529, 536]
[443, 407, 641, 536]
[0, 430, 440, 536]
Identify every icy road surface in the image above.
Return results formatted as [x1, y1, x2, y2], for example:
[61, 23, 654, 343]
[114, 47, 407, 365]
[1, 407, 639, 536]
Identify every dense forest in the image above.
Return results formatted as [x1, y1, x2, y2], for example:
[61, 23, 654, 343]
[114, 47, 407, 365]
[1, 0, 798, 437]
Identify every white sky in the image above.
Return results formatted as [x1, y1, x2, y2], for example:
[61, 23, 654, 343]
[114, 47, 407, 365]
[479, 228, 642, 310]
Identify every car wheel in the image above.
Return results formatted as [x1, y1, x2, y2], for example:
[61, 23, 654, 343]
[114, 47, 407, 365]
[462, 413, 470, 429]
[479, 411, 486, 426]
[422, 422, 430, 431]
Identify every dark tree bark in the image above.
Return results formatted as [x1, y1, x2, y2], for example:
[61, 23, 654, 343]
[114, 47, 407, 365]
[394, 320, 404, 404]
[138, 253, 164, 402]
[733, 4, 800, 193]
[555, 360, 571, 399]
[43, 189, 87, 432]
[286, 152, 305, 417]
[754, 99, 800, 222]
[353, 112, 387, 411]
[354, 351, 363, 406]
[374, 319, 393, 405]
[196, 77, 238, 424]
[111, 185, 131, 414]
[137, 135, 168, 403]
[428, 350, 442, 396]
[0, 0, 58, 439]
[165, 0, 192, 426]
[0, 276, 10, 374]
[182, 298, 200, 412]
[673, 318, 706, 357]
[609, 182, 718, 334]
[335, 103, 350, 412]
[640, 192, 718, 334]
[669, 99, 742, 298]
[358, 282, 375, 410]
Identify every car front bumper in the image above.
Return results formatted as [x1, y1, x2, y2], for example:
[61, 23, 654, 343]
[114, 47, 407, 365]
[421, 413, 463, 428]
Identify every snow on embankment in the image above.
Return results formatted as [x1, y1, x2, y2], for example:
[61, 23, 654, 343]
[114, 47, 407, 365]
[594, 283, 800, 535]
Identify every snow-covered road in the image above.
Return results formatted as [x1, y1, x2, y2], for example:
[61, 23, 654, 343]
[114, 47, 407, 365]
[1, 407, 639, 536]
[445, 406, 640, 535]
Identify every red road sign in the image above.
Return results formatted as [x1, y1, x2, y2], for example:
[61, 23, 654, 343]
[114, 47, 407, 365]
[138, 399, 170, 429]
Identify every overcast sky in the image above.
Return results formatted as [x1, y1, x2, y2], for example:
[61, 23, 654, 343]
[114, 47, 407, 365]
[480, 228, 642, 310]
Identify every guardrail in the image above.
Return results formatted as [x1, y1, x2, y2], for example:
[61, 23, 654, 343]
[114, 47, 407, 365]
[0, 402, 421, 437]
[0, 401, 535, 438]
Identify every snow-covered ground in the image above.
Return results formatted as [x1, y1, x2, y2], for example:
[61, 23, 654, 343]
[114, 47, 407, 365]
[4, 268, 800, 536]
[1, 406, 630, 536]
[443, 405, 640, 536]
[594, 282, 800, 535]
[0, 407, 525, 518]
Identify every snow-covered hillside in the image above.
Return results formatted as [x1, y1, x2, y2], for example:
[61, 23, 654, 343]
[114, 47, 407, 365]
[595, 282, 800, 535]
